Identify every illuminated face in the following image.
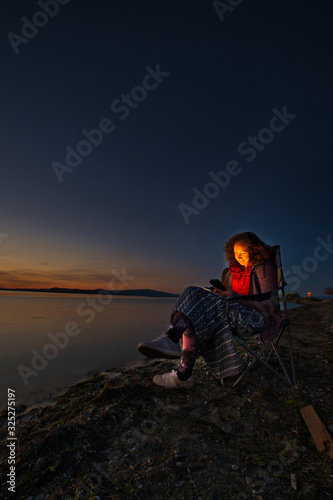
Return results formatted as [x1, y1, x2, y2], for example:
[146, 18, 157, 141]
[234, 242, 250, 267]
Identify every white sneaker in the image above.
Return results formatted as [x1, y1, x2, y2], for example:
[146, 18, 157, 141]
[138, 335, 182, 359]
[153, 370, 195, 389]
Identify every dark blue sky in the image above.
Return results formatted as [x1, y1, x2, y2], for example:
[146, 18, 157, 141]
[1, 0, 332, 295]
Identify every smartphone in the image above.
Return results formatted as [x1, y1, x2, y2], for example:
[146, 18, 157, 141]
[209, 279, 227, 292]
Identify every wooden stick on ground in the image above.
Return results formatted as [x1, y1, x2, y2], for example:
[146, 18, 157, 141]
[300, 405, 333, 459]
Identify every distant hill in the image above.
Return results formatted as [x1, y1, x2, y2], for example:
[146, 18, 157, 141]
[0, 287, 179, 298]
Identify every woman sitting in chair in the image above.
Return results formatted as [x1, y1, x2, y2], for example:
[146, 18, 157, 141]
[138, 231, 283, 389]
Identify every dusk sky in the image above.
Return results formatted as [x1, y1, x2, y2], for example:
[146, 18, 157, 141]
[1, 0, 332, 296]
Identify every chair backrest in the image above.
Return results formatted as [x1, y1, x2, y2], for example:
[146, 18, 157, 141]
[272, 245, 290, 317]
[273, 245, 287, 290]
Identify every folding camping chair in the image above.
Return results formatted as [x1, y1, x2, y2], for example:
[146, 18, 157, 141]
[225, 246, 297, 387]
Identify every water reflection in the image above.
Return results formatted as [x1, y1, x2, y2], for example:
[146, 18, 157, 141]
[0, 292, 177, 409]
[0, 291, 302, 409]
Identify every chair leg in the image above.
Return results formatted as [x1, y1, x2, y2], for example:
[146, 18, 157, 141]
[286, 323, 297, 385]
[265, 325, 286, 363]
[266, 324, 297, 386]
[236, 340, 271, 378]
[232, 337, 293, 387]
[270, 343, 292, 386]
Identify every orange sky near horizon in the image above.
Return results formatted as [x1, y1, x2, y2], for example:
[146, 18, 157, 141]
[0, 266, 182, 292]
[0, 258, 181, 292]
[0, 222, 217, 294]
[0, 236, 200, 294]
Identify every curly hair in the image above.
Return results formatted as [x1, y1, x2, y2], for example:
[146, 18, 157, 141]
[224, 232, 275, 268]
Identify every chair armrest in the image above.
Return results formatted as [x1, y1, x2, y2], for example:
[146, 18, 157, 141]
[229, 290, 278, 302]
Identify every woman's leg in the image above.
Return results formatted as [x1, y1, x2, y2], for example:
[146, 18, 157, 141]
[138, 286, 204, 359]
[167, 311, 187, 342]
[137, 311, 188, 359]
[153, 316, 199, 388]
[177, 324, 199, 381]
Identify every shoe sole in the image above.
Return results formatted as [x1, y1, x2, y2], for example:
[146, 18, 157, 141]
[138, 344, 181, 359]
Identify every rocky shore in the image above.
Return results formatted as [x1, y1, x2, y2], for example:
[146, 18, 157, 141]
[0, 301, 332, 499]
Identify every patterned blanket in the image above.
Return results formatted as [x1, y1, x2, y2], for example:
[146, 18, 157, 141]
[171, 286, 264, 379]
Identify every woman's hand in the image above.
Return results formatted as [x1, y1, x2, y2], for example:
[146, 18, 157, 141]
[213, 288, 235, 298]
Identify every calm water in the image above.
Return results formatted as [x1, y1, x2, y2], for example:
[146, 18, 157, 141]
[0, 291, 177, 410]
